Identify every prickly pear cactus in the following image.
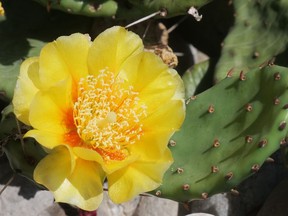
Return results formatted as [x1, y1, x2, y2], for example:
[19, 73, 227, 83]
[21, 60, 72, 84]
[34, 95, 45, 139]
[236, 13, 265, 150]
[32, 0, 211, 18]
[123, 0, 210, 18]
[215, 0, 288, 81]
[0, 0, 91, 102]
[0, 106, 47, 180]
[35, 0, 118, 17]
[153, 65, 288, 202]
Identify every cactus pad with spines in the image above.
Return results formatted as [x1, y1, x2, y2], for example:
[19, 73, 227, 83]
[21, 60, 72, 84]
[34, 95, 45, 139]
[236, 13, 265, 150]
[35, 0, 118, 17]
[215, 0, 288, 82]
[153, 65, 288, 202]
[32, 0, 211, 18]
[0, 106, 47, 180]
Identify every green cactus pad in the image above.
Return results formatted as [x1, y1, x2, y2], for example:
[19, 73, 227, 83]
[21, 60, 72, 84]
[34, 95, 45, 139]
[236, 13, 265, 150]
[182, 60, 209, 97]
[0, 0, 91, 102]
[122, 0, 211, 18]
[153, 65, 288, 202]
[34, 0, 118, 17]
[215, 0, 288, 82]
[0, 107, 47, 180]
[32, 0, 211, 19]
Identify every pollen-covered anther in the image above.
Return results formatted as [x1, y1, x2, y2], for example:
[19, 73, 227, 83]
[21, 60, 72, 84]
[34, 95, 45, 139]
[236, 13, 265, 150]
[72, 70, 147, 161]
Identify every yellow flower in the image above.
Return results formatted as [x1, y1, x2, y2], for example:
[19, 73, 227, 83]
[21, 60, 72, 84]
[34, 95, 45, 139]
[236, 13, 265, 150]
[12, 26, 185, 210]
[0, 2, 4, 16]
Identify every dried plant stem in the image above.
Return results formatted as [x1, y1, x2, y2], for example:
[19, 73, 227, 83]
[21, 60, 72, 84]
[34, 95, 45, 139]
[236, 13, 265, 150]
[0, 173, 16, 196]
[125, 10, 167, 29]
[15, 116, 26, 156]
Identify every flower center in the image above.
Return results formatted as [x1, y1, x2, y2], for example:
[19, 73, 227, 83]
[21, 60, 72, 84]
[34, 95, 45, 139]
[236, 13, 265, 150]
[72, 70, 147, 161]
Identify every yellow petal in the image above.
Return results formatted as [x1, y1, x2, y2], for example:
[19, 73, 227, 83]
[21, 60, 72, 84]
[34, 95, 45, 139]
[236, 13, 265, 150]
[28, 78, 73, 135]
[34, 145, 74, 191]
[139, 66, 184, 102]
[142, 99, 185, 131]
[38, 33, 90, 89]
[120, 52, 168, 90]
[129, 130, 174, 159]
[54, 159, 105, 211]
[0, 2, 4, 16]
[24, 129, 64, 149]
[73, 147, 104, 166]
[107, 148, 172, 203]
[120, 51, 184, 113]
[88, 26, 143, 75]
[73, 147, 137, 174]
[12, 57, 39, 125]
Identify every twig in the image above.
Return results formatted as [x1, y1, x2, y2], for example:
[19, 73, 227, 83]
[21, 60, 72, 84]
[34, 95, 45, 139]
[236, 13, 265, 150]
[0, 174, 16, 196]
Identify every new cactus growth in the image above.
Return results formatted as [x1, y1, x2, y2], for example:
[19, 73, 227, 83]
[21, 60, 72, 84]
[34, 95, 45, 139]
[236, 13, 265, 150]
[153, 65, 288, 202]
